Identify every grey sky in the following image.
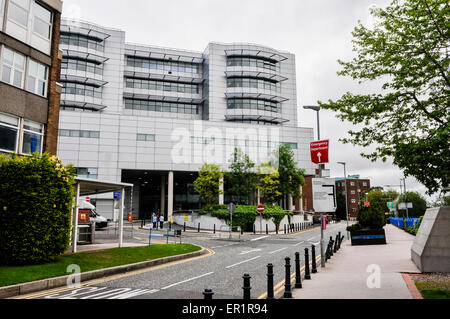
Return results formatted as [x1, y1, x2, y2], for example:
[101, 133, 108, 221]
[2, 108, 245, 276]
[61, 0, 435, 202]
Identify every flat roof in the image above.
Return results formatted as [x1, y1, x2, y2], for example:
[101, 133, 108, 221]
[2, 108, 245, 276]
[75, 178, 133, 197]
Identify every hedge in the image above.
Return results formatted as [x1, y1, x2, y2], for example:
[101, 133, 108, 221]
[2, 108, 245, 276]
[199, 204, 291, 230]
[0, 153, 76, 265]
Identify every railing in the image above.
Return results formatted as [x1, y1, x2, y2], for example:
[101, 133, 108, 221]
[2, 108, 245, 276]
[390, 217, 421, 228]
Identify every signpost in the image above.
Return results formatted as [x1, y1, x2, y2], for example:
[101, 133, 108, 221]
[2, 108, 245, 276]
[312, 178, 337, 212]
[257, 205, 265, 234]
[228, 202, 236, 239]
[398, 202, 413, 210]
[387, 202, 394, 208]
[310, 140, 329, 164]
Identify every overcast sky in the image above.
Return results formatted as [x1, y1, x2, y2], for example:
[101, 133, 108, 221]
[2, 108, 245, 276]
[61, 0, 436, 202]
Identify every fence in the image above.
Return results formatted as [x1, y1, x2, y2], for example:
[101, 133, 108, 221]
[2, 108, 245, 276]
[389, 217, 421, 228]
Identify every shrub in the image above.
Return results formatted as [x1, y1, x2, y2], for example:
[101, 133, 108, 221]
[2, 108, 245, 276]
[0, 153, 76, 265]
[357, 206, 386, 230]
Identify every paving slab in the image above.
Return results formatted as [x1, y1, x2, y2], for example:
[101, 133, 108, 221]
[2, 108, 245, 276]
[292, 224, 420, 299]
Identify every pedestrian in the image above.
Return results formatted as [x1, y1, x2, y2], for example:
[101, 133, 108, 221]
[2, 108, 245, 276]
[152, 214, 157, 228]
[160, 214, 164, 229]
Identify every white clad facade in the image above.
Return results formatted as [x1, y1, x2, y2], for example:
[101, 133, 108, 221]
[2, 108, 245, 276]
[57, 19, 315, 220]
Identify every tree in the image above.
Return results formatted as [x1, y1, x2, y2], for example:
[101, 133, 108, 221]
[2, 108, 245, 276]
[193, 163, 224, 205]
[257, 163, 282, 204]
[319, 0, 450, 195]
[396, 191, 428, 217]
[274, 144, 306, 207]
[431, 194, 450, 207]
[225, 147, 257, 204]
[361, 188, 399, 214]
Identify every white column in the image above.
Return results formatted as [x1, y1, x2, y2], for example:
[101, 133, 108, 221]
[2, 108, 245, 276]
[168, 171, 174, 221]
[299, 186, 304, 212]
[72, 182, 80, 253]
[257, 188, 261, 205]
[288, 194, 293, 211]
[219, 176, 224, 205]
[118, 187, 125, 248]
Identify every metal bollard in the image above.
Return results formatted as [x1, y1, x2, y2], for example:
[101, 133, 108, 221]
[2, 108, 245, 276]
[284, 257, 292, 298]
[267, 264, 274, 299]
[304, 248, 311, 279]
[334, 234, 339, 253]
[214, 224, 216, 234]
[169, 222, 172, 231]
[329, 237, 334, 257]
[266, 224, 268, 235]
[203, 289, 214, 299]
[311, 244, 317, 273]
[284, 224, 286, 234]
[253, 224, 255, 234]
[295, 252, 302, 288]
[184, 222, 186, 232]
[242, 274, 251, 299]
[337, 231, 341, 250]
[198, 222, 200, 233]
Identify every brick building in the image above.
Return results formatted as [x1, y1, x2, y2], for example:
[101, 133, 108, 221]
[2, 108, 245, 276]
[0, 0, 63, 156]
[335, 175, 371, 219]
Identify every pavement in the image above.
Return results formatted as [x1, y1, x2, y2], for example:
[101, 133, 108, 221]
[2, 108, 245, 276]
[291, 224, 420, 299]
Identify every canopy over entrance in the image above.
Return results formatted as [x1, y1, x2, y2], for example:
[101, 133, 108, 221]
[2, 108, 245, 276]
[72, 178, 133, 253]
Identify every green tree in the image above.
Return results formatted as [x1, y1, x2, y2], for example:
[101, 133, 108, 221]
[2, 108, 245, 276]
[257, 163, 282, 204]
[319, 0, 450, 195]
[396, 191, 428, 217]
[431, 194, 450, 207]
[274, 144, 306, 207]
[193, 163, 224, 205]
[361, 188, 399, 213]
[225, 147, 257, 204]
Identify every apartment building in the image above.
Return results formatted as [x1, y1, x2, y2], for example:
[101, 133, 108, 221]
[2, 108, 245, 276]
[335, 175, 371, 219]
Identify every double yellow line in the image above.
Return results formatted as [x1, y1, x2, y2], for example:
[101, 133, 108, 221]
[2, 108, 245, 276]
[257, 254, 322, 299]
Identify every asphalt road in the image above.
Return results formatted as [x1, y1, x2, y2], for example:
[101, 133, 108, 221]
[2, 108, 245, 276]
[36, 222, 349, 300]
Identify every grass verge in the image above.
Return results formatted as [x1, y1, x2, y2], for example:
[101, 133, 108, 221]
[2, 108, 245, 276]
[0, 244, 201, 287]
[414, 281, 450, 299]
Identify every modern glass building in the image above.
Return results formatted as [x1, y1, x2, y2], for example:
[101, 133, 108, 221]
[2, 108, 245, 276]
[57, 19, 315, 221]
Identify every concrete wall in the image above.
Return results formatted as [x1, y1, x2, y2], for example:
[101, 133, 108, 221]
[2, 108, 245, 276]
[411, 206, 450, 273]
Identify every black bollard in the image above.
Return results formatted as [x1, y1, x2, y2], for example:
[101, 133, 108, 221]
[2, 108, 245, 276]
[304, 248, 311, 279]
[329, 237, 334, 257]
[242, 274, 251, 299]
[169, 222, 171, 231]
[253, 224, 255, 234]
[198, 223, 200, 233]
[337, 231, 341, 250]
[203, 289, 214, 299]
[213, 224, 216, 234]
[311, 244, 317, 273]
[266, 224, 268, 235]
[267, 264, 274, 299]
[334, 234, 339, 253]
[295, 252, 302, 289]
[284, 224, 286, 234]
[184, 222, 186, 232]
[284, 257, 292, 298]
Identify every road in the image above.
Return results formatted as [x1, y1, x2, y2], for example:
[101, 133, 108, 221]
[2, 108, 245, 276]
[27, 222, 348, 300]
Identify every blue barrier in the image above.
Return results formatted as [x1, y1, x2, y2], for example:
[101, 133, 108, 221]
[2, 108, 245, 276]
[148, 228, 182, 245]
[389, 217, 420, 228]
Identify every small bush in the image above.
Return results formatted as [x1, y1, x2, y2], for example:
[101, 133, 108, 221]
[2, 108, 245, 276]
[358, 206, 386, 230]
[0, 153, 76, 265]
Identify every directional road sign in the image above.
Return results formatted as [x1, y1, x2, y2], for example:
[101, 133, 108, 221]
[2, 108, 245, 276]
[310, 140, 329, 164]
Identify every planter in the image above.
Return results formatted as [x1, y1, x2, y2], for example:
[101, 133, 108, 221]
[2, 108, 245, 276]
[350, 228, 386, 246]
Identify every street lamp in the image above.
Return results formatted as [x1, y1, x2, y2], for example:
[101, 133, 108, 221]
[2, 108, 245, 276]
[303, 105, 325, 267]
[337, 161, 350, 239]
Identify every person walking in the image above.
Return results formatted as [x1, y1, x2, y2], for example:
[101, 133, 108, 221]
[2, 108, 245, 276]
[159, 214, 164, 229]
[152, 213, 157, 228]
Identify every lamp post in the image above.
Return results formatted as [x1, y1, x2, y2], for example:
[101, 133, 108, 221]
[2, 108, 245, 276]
[303, 105, 325, 267]
[385, 183, 403, 217]
[337, 162, 349, 239]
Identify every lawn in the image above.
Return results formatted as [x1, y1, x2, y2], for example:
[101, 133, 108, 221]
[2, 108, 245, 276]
[415, 280, 450, 299]
[0, 244, 201, 287]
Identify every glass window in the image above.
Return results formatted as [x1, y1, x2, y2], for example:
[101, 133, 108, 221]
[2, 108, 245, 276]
[33, 2, 52, 39]
[8, 0, 30, 27]
[0, 113, 19, 152]
[76, 167, 98, 179]
[27, 59, 48, 96]
[21, 120, 43, 154]
[1, 47, 25, 88]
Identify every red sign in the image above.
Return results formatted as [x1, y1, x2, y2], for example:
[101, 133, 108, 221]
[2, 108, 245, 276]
[364, 202, 370, 207]
[257, 205, 265, 213]
[310, 140, 329, 164]
[85, 197, 90, 203]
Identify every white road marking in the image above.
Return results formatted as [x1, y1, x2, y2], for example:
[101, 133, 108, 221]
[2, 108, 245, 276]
[312, 242, 320, 246]
[268, 247, 287, 254]
[108, 288, 158, 299]
[292, 241, 305, 246]
[307, 237, 315, 241]
[160, 272, 214, 290]
[250, 236, 269, 241]
[239, 249, 262, 255]
[225, 256, 261, 269]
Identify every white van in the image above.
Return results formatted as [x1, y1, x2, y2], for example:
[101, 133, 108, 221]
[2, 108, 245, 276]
[79, 200, 108, 228]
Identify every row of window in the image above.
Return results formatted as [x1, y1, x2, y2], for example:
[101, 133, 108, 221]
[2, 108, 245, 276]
[137, 134, 155, 142]
[227, 77, 280, 92]
[227, 56, 280, 72]
[60, 32, 105, 52]
[76, 167, 98, 179]
[0, 112, 44, 154]
[61, 58, 103, 75]
[61, 81, 102, 98]
[0, 45, 48, 96]
[58, 129, 100, 138]
[227, 98, 280, 113]
[124, 99, 200, 115]
[126, 56, 200, 74]
[125, 77, 199, 94]
[190, 136, 296, 149]
[226, 119, 281, 126]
